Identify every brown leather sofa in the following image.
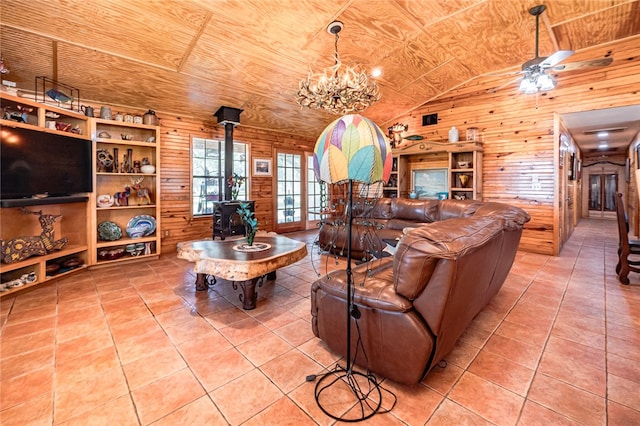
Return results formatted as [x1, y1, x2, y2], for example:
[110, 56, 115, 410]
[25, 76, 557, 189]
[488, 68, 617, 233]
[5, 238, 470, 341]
[311, 198, 530, 384]
[319, 197, 524, 260]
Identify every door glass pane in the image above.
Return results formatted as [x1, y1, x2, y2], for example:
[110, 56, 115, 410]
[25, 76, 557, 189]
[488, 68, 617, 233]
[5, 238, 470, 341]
[276, 153, 302, 224]
[307, 155, 326, 222]
[604, 174, 617, 211]
[589, 175, 602, 211]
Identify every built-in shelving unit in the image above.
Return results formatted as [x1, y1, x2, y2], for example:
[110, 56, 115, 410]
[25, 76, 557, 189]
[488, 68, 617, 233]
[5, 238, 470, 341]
[91, 118, 161, 266]
[0, 92, 91, 296]
[383, 156, 409, 198]
[389, 140, 483, 200]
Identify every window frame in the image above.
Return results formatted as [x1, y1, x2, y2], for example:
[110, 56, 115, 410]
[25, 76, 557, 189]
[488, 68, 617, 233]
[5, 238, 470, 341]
[191, 137, 249, 217]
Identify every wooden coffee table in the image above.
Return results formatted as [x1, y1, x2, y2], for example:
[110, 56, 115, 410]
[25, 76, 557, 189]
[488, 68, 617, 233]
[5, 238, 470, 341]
[177, 235, 307, 309]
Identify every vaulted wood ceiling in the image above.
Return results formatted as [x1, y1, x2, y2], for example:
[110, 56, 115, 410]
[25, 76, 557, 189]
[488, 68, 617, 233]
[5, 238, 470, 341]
[1, 0, 638, 139]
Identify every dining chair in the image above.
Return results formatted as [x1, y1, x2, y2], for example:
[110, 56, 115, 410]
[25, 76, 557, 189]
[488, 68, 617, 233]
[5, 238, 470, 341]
[613, 192, 640, 284]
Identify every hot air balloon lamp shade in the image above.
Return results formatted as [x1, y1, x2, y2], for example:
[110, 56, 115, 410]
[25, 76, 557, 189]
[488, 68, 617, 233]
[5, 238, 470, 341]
[311, 114, 393, 421]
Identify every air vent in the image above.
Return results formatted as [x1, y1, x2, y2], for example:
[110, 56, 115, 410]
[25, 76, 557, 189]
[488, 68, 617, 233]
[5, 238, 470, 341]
[422, 113, 438, 126]
[583, 127, 627, 135]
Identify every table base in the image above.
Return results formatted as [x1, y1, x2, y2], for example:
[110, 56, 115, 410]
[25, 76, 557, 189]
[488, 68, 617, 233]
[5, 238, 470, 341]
[194, 271, 277, 310]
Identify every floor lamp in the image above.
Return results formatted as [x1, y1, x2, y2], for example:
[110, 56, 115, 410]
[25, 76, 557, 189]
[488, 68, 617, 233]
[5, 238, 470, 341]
[312, 114, 393, 421]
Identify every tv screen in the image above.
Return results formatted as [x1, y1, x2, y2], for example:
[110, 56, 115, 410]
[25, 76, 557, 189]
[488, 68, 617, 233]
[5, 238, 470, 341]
[1, 125, 93, 200]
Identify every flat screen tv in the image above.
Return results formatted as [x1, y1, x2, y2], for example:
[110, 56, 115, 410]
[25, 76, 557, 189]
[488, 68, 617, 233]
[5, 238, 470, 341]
[1, 125, 93, 203]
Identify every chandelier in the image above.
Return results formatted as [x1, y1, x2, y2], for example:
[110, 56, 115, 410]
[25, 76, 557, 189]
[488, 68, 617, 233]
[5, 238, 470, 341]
[296, 21, 380, 115]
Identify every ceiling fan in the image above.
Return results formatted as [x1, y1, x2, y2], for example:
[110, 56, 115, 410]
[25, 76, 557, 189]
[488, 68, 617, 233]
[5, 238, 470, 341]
[489, 4, 613, 94]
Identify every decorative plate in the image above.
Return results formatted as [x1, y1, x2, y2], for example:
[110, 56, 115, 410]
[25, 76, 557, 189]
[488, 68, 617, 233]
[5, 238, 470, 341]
[126, 215, 156, 237]
[98, 221, 123, 241]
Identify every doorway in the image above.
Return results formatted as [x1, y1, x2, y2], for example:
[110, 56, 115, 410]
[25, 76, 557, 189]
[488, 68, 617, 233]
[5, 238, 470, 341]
[274, 151, 304, 233]
[588, 173, 617, 218]
[305, 152, 324, 230]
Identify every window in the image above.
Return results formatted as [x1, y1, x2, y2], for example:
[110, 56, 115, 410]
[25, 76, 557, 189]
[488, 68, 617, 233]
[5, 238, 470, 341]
[192, 138, 248, 216]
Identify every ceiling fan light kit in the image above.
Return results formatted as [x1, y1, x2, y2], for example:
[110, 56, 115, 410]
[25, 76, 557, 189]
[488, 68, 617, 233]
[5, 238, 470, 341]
[489, 4, 613, 95]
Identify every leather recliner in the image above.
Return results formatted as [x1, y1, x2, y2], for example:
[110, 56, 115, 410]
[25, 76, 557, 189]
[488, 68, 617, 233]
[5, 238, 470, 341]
[311, 199, 530, 384]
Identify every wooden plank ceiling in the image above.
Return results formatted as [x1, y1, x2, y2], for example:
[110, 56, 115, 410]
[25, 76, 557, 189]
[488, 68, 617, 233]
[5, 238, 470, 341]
[1, 0, 638, 139]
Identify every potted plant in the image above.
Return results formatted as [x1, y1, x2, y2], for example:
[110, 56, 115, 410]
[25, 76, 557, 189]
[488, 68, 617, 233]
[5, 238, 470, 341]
[227, 173, 246, 200]
[236, 202, 258, 246]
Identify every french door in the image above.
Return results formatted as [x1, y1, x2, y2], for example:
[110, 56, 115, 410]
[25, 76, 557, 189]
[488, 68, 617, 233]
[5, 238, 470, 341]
[306, 152, 324, 230]
[588, 173, 617, 216]
[274, 151, 304, 233]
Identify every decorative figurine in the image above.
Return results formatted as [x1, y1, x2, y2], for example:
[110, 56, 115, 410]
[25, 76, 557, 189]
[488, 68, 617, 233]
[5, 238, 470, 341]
[1, 209, 68, 264]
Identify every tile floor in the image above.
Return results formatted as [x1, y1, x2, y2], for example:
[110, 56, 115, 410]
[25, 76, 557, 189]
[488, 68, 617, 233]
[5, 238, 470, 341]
[1, 218, 639, 425]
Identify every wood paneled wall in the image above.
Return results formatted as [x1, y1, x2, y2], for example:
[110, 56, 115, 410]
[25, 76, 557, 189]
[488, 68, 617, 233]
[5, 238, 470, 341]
[391, 37, 640, 255]
[85, 37, 638, 257]
[157, 116, 315, 253]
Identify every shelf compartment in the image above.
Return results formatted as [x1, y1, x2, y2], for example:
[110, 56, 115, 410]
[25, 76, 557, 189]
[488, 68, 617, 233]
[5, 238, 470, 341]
[0, 244, 89, 274]
[96, 235, 157, 249]
[94, 252, 159, 266]
[96, 205, 157, 211]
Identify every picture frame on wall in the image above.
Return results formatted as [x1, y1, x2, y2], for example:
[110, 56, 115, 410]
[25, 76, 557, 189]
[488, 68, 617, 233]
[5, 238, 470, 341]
[569, 153, 575, 180]
[636, 145, 640, 169]
[253, 158, 272, 176]
[412, 168, 448, 199]
[577, 159, 582, 181]
[626, 158, 631, 183]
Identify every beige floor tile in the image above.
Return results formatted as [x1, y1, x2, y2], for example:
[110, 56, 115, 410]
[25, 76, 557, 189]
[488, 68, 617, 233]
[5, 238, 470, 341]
[607, 401, 640, 425]
[449, 372, 524, 426]
[426, 399, 494, 425]
[527, 372, 606, 426]
[151, 395, 227, 426]
[608, 373, 640, 411]
[237, 331, 293, 366]
[122, 346, 187, 390]
[217, 316, 271, 346]
[0, 328, 55, 359]
[131, 368, 205, 425]
[0, 392, 53, 426]
[0, 345, 54, 380]
[210, 369, 283, 425]
[517, 400, 583, 425]
[377, 380, 443, 425]
[58, 394, 138, 426]
[175, 329, 233, 362]
[260, 349, 324, 393]
[1, 366, 53, 411]
[274, 318, 316, 346]
[537, 336, 606, 396]
[54, 366, 129, 423]
[467, 350, 535, 396]
[189, 347, 254, 391]
[114, 328, 175, 364]
[243, 396, 316, 426]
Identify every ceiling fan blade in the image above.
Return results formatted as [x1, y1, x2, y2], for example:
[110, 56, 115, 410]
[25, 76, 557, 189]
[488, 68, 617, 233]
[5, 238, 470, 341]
[481, 70, 524, 77]
[553, 57, 613, 72]
[539, 50, 575, 68]
[487, 76, 523, 94]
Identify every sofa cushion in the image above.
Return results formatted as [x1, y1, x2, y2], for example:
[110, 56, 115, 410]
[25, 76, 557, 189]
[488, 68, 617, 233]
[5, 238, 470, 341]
[352, 197, 393, 219]
[393, 216, 503, 300]
[437, 199, 483, 220]
[474, 202, 531, 230]
[391, 198, 439, 222]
